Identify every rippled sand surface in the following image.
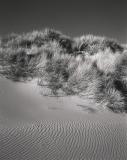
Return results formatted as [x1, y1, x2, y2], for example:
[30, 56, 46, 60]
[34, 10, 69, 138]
[0, 78, 127, 160]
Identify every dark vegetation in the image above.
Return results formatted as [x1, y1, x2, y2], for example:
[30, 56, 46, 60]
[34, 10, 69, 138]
[0, 28, 127, 113]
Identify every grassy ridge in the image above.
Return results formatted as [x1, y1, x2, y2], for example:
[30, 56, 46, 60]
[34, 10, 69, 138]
[0, 28, 127, 113]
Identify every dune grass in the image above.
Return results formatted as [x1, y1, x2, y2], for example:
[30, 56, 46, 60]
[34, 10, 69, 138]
[0, 28, 127, 113]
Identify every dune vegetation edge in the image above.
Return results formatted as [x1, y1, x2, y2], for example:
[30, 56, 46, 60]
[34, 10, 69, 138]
[0, 28, 127, 113]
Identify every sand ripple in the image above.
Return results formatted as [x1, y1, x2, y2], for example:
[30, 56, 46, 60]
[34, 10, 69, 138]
[0, 118, 127, 160]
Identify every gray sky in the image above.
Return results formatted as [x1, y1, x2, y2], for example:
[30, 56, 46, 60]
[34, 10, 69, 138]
[0, 0, 127, 42]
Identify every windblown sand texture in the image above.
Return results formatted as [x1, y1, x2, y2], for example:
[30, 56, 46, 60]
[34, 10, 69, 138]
[0, 78, 127, 160]
[0, 114, 127, 160]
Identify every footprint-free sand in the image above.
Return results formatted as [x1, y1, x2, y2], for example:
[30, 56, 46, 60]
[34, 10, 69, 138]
[0, 77, 127, 160]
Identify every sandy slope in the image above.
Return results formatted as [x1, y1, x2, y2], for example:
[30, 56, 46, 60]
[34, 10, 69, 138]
[0, 77, 127, 160]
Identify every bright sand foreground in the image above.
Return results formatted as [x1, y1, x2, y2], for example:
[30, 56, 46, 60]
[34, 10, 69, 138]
[0, 77, 127, 160]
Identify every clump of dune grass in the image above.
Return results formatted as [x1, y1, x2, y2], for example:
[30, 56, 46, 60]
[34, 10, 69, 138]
[0, 29, 73, 80]
[73, 35, 124, 55]
[0, 28, 127, 113]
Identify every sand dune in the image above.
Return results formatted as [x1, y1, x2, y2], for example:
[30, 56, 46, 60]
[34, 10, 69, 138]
[0, 77, 127, 160]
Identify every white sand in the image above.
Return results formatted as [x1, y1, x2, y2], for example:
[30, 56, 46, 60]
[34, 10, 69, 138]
[0, 77, 127, 160]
